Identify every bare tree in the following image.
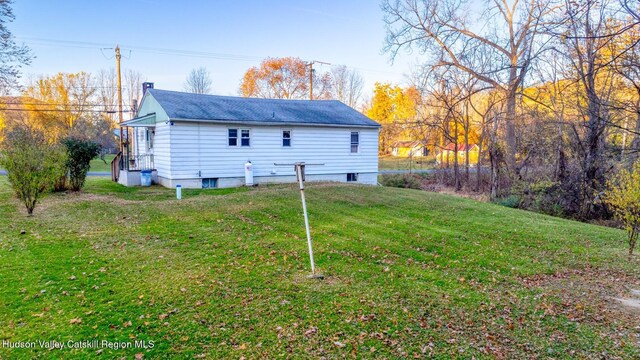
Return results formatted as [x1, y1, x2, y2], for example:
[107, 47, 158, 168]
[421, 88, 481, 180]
[0, 0, 32, 93]
[610, 24, 640, 164]
[184, 67, 213, 94]
[331, 65, 364, 107]
[382, 0, 554, 174]
[97, 68, 117, 123]
[125, 69, 145, 111]
[550, 0, 637, 217]
[622, 0, 640, 21]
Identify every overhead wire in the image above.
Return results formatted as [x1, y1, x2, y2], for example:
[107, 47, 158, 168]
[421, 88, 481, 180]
[17, 36, 405, 76]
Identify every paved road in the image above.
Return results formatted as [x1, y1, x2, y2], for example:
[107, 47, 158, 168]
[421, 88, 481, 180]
[0, 170, 110, 177]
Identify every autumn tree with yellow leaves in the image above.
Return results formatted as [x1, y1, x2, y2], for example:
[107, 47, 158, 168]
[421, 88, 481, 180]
[365, 82, 421, 154]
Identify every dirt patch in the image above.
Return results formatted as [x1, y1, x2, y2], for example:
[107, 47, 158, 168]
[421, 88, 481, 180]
[521, 266, 640, 322]
[612, 297, 640, 312]
[36, 191, 135, 211]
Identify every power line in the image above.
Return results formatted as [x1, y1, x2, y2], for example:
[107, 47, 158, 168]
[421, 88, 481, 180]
[2, 102, 133, 108]
[18, 36, 406, 77]
[19, 37, 265, 62]
[0, 108, 132, 113]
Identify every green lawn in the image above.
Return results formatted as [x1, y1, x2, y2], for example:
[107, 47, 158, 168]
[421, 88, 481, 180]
[0, 178, 638, 358]
[379, 155, 436, 170]
[89, 154, 116, 173]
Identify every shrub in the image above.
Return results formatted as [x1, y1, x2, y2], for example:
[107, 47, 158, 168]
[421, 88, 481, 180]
[495, 195, 521, 208]
[0, 128, 67, 215]
[62, 138, 101, 191]
[379, 174, 423, 190]
[604, 163, 640, 259]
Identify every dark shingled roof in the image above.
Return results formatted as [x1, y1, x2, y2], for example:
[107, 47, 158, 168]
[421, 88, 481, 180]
[147, 89, 380, 128]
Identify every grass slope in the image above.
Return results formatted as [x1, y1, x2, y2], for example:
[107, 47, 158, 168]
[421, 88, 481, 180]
[0, 178, 637, 358]
[378, 155, 435, 171]
[88, 154, 116, 173]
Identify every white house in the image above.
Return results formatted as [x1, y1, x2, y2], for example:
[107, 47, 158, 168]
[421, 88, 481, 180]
[113, 86, 380, 188]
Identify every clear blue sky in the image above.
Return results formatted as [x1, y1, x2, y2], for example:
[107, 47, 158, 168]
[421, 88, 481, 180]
[11, 0, 415, 102]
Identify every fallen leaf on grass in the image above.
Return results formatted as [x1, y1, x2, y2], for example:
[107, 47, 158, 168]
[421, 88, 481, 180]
[304, 326, 318, 337]
[69, 318, 82, 325]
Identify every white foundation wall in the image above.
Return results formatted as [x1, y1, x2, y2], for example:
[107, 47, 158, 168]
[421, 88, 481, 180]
[157, 172, 377, 189]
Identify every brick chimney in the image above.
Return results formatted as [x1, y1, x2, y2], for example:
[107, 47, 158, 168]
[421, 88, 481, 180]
[142, 82, 154, 94]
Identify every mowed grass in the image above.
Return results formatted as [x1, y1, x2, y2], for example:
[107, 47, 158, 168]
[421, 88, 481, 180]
[379, 155, 435, 170]
[89, 154, 116, 173]
[0, 177, 638, 358]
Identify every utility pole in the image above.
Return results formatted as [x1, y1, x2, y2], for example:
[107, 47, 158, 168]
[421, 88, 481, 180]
[308, 62, 313, 100]
[307, 60, 331, 100]
[116, 46, 124, 155]
[116, 46, 123, 124]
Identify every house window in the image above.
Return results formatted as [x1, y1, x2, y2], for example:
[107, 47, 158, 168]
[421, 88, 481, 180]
[241, 129, 250, 147]
[282, 130, 291, 147]
[202, 178, 218, 189]
[228, 129, 238, 146]
[347, 173, 358, 182]
[146, 128, 154, 149]
[350, 132, 359, 153]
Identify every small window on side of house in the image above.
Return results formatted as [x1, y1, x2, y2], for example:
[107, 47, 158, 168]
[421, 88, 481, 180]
[350, 132, 359, 153]
[347, 173, 358, 182]
[228, 129, 238, 146]
[282, 130, 291, 147]
[202, 178, 218, 189]
[241, 129, 250, 147]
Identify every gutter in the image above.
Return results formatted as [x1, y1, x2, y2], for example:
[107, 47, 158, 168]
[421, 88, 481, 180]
[169, 117, 381, 129]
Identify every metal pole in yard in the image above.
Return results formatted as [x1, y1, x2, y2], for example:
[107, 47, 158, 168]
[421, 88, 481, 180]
[296, 164, 316, 275]
[274, 162, 325, 278]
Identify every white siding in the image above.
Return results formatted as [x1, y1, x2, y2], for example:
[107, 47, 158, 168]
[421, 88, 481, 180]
[168, 122, 378, 180]
[153, 120, 171, 178]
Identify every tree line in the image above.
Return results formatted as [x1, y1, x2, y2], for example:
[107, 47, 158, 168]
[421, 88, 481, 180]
[371, 0, 639, 223]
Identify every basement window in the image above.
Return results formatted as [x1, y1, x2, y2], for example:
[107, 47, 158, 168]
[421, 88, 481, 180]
[350, 132, 359, 153]
[347, 173, 358, 182]
[202, 178, 218, 189]
[282, 130, 291, 147]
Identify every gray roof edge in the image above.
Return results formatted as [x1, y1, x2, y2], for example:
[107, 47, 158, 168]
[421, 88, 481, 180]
[147, 88, 380, 127]
[169, 117, 381, 128]
[147, 88, 343, 104]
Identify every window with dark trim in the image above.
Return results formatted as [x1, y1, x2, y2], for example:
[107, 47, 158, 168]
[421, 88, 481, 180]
[350, 132, 359, 153]
[282, 130, 291, 147]
[347, 173, 358, 182]
[228, 129, 238, 146]
[241, 129, 250, 147]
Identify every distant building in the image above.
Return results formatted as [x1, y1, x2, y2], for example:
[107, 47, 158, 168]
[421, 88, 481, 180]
[391, 140, 428, 157]
[436, 143, 479, 166]
[113, 87, 380, 188]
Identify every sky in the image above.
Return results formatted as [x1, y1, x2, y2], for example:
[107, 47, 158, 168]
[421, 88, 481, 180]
[11, 0, 416, 103]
